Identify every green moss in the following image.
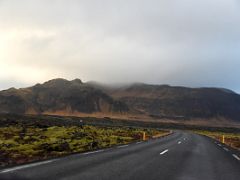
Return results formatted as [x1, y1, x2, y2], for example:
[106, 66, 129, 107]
[0, 125, 166, 166]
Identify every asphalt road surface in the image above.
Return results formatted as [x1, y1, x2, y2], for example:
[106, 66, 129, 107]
[0, 131, 239, 180]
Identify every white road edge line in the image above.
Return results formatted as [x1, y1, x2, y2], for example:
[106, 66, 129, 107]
[178, 141, 181, 144]
[160, 149, 169, 155]
[0, 160, 55, 173]
[83, 150, 104, 155]
[217, 144, 222, 147]
[232, 154, 240, 161]
[118, 145, 129, 148]
[223, 147, 229, 151]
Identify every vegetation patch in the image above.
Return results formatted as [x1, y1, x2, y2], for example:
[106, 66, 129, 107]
[194, 130, 240, 150]
[0, 125, 166, 168]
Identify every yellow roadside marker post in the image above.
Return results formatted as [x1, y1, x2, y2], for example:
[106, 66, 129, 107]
[222, 135, 225, 144]
[143, 132, 146, 141]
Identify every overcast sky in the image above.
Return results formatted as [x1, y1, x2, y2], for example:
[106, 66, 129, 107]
[0, 0, 240, 92]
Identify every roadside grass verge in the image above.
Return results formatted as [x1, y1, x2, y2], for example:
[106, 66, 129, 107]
[0, 125, 167, 168]
[194, 130, 240, 150]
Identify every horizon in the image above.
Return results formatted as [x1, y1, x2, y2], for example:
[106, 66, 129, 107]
[1, 0, 240, 93]
[0, 77, 239, 94]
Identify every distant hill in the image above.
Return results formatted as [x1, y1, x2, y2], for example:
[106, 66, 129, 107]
[1, 78, 240, 125]
[88, 82, 240, 123]
[0, 78, 128, 116]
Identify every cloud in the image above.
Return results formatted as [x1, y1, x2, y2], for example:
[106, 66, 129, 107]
[0, 0, 240, 92]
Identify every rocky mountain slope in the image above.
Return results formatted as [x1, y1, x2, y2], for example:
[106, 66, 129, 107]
[1, 79, 240, 123]
[0, 79, 128, 115]
[89, 82, 240, 122]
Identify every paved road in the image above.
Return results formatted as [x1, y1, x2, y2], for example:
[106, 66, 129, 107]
[0, 131, 239, 180]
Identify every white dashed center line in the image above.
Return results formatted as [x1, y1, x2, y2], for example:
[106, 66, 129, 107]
[136, 142, 143, 144]
[160, 149, 169, 155]
[223, 147, 229, 152]
[0, 160, 55, 173]
[232, 154, 240, 161]
[178, 141, 181, 144]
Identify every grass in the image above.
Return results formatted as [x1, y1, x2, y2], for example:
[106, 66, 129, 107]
[0, 125, 167, 168]
[194, 130, 240, 150]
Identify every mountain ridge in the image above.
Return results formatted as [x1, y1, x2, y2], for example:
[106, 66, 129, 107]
[0, 78, 129, 115]
[0, 78, 240, 125]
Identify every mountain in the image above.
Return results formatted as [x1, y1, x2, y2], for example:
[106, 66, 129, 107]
[88, 82, 240, 123]
[0, 78, 128, 116]
[1, 78, 240, 125]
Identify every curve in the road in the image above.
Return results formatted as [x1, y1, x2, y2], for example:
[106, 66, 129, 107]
[0, 131, 239, 180]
